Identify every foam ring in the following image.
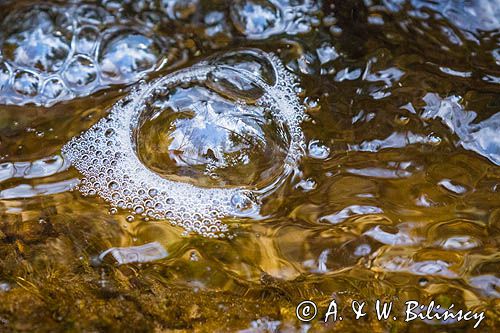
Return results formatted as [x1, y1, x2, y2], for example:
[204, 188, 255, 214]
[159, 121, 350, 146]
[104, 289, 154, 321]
[62, 49, 306, 237]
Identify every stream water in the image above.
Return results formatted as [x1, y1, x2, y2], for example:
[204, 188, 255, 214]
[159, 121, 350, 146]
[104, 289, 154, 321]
[0, 0, 498, 332]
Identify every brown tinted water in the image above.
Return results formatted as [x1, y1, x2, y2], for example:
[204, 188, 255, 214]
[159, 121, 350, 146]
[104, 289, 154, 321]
[0, 0, 499, 332]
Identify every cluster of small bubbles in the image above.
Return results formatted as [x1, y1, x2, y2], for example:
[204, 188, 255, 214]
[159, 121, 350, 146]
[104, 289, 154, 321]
[62, 49, 306, 236]
[229, 0, 322, 39]
[0, 1, 178, 107]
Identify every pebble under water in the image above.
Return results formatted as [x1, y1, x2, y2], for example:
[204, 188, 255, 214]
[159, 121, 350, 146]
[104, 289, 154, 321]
[0, 0, 499, 332]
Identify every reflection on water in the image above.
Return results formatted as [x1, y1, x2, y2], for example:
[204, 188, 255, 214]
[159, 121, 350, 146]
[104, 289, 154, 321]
[0, 0, 499, 331]
[422, 93, 500, 166]
[98, 241, 168, 265]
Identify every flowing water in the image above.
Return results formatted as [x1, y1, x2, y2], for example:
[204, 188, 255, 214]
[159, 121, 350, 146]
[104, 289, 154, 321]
[0, 0, 499, 332]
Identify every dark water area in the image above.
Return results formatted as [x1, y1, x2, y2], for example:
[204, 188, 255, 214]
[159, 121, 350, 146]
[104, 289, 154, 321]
[0, 0, 499, 332]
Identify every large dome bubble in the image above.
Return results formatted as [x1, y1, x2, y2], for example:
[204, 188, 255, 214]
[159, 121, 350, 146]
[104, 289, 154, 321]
[62, 49, 306, 237]
[136, 84, 289, 189]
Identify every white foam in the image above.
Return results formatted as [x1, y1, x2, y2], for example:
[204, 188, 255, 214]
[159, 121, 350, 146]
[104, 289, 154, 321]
[62, 49, 306, 237]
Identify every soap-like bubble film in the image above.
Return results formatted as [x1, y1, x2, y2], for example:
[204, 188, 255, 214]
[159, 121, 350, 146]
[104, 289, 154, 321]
[0, 2, 174, 106]
[62, 49, 306, 237]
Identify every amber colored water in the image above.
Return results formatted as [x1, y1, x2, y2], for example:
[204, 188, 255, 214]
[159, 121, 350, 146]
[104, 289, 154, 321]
[0, 0, 499, 332]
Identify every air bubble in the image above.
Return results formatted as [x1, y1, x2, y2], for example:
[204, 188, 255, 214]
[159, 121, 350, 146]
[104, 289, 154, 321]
[75, 4, 112, 25]
[108, 181, 119, 190]
[230, 0, 283, 39]
[136, 82, 285, 188]
[229, 0, 321, 40]
[13, 71, 40, 96]
[2, 7, 72, 73]
[62, 49, 306, 236]
[0, 62, 11, 91]
[41, 77, 68, 100]
[64, 55, 97, 89]
[99, 31, 160, 82]
[104, 128, 115, 137]
[231, 191, 257, 212]
[76, 26, 99, 54]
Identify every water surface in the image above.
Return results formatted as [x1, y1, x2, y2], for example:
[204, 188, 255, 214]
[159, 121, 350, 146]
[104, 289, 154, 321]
[0, 0, 499, 332]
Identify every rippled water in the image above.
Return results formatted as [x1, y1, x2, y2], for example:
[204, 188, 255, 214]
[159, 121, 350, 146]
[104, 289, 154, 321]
[0, 0, 499, 332]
